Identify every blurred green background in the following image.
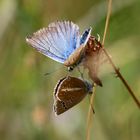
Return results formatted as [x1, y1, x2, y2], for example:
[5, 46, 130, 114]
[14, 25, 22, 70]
[0, 0, 140, 140]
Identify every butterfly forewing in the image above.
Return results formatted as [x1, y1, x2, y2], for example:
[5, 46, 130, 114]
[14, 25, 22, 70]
[26, 21, 81, 63]
[26, 34, 66, 63]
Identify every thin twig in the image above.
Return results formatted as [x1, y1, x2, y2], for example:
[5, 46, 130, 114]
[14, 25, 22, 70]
[86, 85, 96, 140]
[102, 0, 140, 109]
[86, 1, 112, 140]
[102, 0, 112, 46]
[102, 48, 140, 109]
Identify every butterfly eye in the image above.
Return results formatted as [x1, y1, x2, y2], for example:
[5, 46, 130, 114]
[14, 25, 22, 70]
[68, 66, 74, 71]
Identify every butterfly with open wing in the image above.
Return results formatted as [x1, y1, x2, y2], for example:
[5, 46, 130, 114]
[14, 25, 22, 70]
[26, 21, 103, 86]
[26, 21, 91, 70]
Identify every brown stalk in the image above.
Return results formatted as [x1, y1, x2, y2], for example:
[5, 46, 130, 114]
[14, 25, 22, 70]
[86, 85, 96, 140]
[102, 48, 140, 109]
[102, 0, 140, 109]
[86, 0, 112, 139]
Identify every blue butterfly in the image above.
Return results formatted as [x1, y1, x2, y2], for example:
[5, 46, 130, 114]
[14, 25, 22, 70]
[26, 21, 92, 69]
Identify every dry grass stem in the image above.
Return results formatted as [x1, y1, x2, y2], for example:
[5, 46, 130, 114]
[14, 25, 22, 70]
[86, 85, 96, 140]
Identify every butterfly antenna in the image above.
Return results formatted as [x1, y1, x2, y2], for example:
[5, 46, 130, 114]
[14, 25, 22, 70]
[77, 66, 85, 79]
[44, 65, 64, 76]
[102, 0, 112, 46]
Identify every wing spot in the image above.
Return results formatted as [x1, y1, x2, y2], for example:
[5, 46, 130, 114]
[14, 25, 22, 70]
[62, 101, 67, 109]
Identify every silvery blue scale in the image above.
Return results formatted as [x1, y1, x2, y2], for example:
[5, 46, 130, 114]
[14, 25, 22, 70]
[26, 21, 92, 70]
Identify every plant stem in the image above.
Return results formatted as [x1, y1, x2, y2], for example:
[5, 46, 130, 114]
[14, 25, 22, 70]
[86, 85, 96, 140]
[102, 0, 112, 45]
[102, 0, 140, 109]
[102, 48, 140, 109]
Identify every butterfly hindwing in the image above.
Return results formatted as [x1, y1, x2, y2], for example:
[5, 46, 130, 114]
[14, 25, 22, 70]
[80, 27, 92, 46]
[53, 76, 93, 115]
[55, 76, 87, 101]
[54, 98, 82, 115]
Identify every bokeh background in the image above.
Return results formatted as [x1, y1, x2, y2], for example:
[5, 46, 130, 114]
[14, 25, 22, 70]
[0, 0, 140, 140]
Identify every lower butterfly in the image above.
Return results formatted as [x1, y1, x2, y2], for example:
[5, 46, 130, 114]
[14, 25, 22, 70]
[53, 76, 93, 115]
[26, 21, 92, 70]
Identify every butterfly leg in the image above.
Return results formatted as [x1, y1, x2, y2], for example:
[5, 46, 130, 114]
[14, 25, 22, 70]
[77, 66, 84, 79]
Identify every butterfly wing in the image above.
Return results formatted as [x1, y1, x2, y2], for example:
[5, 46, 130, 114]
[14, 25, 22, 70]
[64, 27, 92, 66]
[26, 33, 66, 63]
[26, 21, 81, 63]
[54, 76, 93, 115]
[53, 76, 90, 115]
[80, 27, 92, 46]
[55, 76, 88, 101]
[53, 98, 78, 115]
